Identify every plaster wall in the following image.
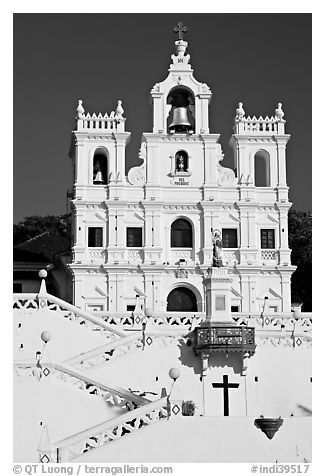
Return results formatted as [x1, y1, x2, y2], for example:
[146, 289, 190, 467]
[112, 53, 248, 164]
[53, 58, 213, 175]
[74, 416, 311, 463]
[83, 335, 311, 419]
[14, 309, 107, 361]
[13, 378, 124, 462]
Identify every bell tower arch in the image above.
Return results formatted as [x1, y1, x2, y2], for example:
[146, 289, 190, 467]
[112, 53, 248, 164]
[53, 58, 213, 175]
[150, 24, 212, 135]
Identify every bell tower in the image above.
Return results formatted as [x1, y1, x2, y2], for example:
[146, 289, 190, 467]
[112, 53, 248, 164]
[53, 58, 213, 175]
[69, 100, 131, 309]
[143, 22, 224, 201]
[150, 22, 212, 136]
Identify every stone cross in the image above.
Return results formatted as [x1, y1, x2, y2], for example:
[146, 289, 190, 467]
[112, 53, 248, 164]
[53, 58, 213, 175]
[212, 375, 239, 416]
[173, 22, 188, 41]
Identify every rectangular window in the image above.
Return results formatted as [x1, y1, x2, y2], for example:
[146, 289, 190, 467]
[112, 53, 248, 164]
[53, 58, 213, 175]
[13, 283, 23, 293]
[127, 305, 135, 312]
[88, 227, 103, 247]
[260, 229, 275, 249]
[222, 229, 238, 248]
[127, 227, 142, 247]
[231, 305, 239, 312]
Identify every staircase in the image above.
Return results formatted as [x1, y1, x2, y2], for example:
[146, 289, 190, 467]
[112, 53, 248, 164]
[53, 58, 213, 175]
[14, 289, 312, 462]
[38, 397, 169, 463]
[13, 292, 127, 342]
[13, 291, 183, 462]
[14, 359, 151, 410]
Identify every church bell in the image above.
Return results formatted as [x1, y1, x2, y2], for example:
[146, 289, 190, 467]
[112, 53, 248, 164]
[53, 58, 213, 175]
[93, 161, 105, 184]
[169, 107, 192, 132]
[93, 170, 104, 184]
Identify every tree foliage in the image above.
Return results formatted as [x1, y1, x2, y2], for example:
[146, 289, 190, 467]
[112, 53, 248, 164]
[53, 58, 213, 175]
[288, 209, 312, 311]
[13, 214, 71, 246]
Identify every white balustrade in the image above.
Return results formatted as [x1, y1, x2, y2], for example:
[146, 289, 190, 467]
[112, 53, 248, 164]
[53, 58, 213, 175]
[39, 398, 169, 462]
[126, 249, 144, 264]
[95, 311, 135, 327]
[63, 332, 144, 370]
[234, 115, 285, 135]
[170, 248, 193, 264]
[96, 311, 205, 330]
[77, 114, 125, 133]
[13, 292, 127, 340]
[86, 248, 106, 263]
[260, 249, 277, 261]
[14, 360, 149, 409]
[231, 313, 312, 333]
[13, 293, 39, 310]
[222, 249, 240, 265]
[153, 312, 205, 328]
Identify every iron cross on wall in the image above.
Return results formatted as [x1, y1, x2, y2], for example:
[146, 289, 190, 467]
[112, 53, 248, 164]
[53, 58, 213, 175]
[212, 375, 239, 416]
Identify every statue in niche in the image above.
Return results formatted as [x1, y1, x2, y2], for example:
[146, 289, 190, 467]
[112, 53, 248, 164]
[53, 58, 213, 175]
[212, 229, 223, 267]
[175, 151, 188, 172]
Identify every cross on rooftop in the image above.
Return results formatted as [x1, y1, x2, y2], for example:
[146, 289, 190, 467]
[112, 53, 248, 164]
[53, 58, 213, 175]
[173, 22, 188, 41]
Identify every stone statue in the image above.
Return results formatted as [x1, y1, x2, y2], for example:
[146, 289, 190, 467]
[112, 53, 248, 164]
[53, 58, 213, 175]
[212, 229, 223, 267]
[176, 155, 185, 172]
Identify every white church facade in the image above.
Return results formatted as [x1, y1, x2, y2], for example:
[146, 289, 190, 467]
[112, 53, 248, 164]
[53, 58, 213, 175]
[69, 27, 294, 319]
[13, 25, 312, 464]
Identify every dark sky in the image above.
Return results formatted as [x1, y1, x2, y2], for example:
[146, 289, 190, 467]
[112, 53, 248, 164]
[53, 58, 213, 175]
[13, 13, 311, 223]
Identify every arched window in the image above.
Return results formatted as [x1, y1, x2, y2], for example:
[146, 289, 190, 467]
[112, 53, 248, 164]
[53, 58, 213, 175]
[254, 150, 270, 187]
[171, 219, 192, 248]
[167, 287, 198, 312]
[93, 148, 108, 185]
[175, 150, 189, 172]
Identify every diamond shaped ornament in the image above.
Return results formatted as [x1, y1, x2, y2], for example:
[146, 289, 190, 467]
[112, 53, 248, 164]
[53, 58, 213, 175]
[172, 404, 180, 415]
[146, 336, 153, 346]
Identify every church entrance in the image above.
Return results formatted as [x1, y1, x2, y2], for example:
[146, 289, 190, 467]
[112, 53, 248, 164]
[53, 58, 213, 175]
[167, 287, 198, 312]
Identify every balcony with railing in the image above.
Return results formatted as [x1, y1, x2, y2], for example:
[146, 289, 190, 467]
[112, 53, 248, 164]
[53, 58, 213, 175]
[193, 325, 256, 356]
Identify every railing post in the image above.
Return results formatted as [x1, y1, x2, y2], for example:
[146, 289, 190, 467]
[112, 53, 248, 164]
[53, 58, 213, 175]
[38, 269, 48, 310]
[168, 368, 183, 418]
[38, 424, 53, 463]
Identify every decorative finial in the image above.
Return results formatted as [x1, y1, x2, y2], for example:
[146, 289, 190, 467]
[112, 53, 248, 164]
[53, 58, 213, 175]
[236, 102, 245, 119]
[76, 99, 85, 118]
[38, 269, 47, 295]
[173, 22, 188, 41]
[39, 269, 47, 279]
[115, 100, 124, 119]
[275, 102, 285, 120]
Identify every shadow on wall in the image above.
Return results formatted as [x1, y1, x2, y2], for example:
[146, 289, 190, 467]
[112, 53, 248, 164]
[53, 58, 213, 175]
[177, 335, 243, 376]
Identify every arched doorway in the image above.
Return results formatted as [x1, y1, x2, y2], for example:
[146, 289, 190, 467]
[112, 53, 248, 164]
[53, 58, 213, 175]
[167, 287, 198, 312]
